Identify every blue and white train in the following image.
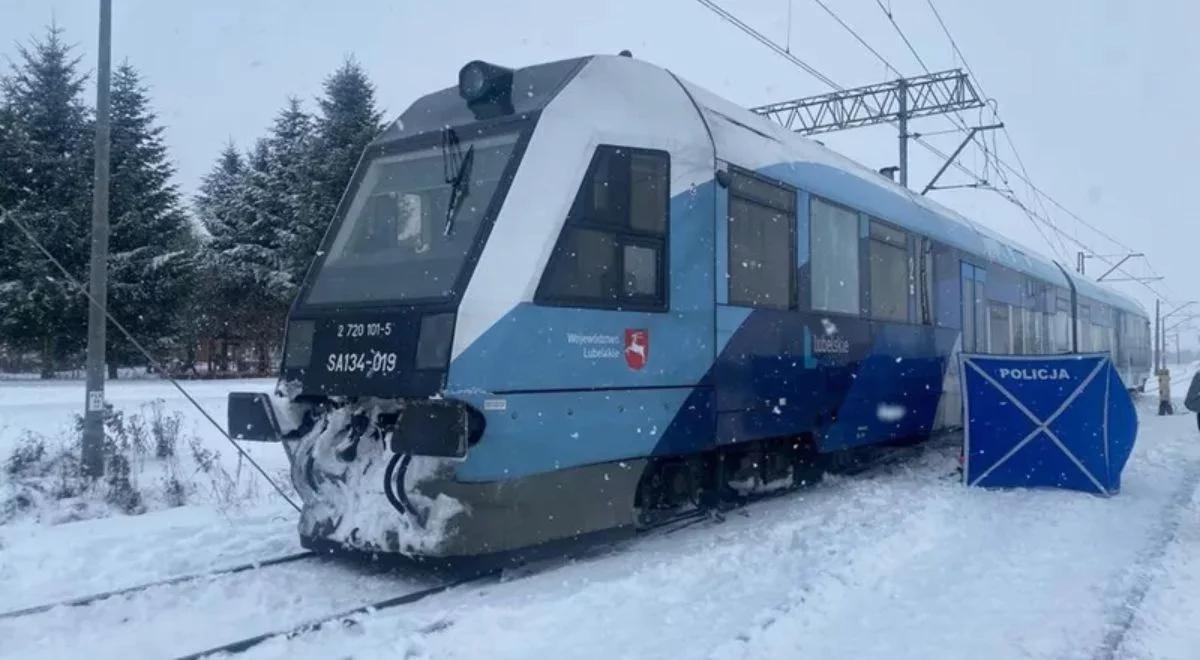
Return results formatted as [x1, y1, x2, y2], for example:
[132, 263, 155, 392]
[229, 54, 1152, 558]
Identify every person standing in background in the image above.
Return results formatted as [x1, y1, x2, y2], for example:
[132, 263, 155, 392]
[1158, 368, 1175, 416]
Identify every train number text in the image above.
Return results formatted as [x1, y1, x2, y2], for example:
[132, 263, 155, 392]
[336, 322, 393, 339]
[325, 351, 398, 374]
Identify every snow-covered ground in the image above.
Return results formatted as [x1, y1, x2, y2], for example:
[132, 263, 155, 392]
[1, 373, 1199, 659]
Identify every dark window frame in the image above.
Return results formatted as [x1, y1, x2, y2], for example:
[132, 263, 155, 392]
[726, 167, 797, 310]
[296, 114, 537, 311]
[535, 145, 671, 312]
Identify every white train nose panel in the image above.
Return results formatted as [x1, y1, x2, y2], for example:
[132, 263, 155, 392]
[451, 55, 714, 362]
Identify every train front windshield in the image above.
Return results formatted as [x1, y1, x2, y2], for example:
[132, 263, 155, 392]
[303, 130, 522, 305]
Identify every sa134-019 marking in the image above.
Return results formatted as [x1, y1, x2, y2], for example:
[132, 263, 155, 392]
[326, 350, 399, 374]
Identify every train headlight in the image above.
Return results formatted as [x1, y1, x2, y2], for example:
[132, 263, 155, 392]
[283, 320, 315, 369]
[457, 60, 514, 117]
[458, 63, 490, 101]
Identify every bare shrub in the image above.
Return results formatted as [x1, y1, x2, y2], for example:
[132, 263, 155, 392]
[188, 435, 236, 507]
[104, 453, 144, 514]
[149, 401, 182, 459]
[5, 432, 47, 477]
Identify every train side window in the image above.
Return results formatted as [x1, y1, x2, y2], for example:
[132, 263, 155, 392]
[989, 302, 1012, 354]
[1053, 295, 1072, 352]
[536, 146, 669, 310]
[810, 197, 860, 315]
[1078, 303, 1091, 351]
[868, 220, 909, 322]
[727, 170, 795, 309]
[916, 237, 934, 324]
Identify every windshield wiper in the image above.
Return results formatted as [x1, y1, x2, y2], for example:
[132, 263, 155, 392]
[441, 127, 475, 236]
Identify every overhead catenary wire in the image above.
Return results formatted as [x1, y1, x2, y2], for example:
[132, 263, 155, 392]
[0, 206, 302, 513]
[810, 0, 901, 78]
[701, 0, 1067, 264]
[921, 0, 1174, 300]
[695, 0, 1167, 301]
[694, 0, 840, 89]
[865, 0, 1074, 263]
[874, 0, 931, 74]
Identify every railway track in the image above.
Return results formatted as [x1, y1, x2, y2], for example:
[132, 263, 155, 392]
[172, 570, 497, 660]
[171, 441, 948, 658]
[2, 438, 945, 659]
[165, 509, 713, 660]
[0, 551, 317, 621]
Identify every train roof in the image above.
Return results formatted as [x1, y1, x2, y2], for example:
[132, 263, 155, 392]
[379, 53, 1147, 319]
[669, 64, 1146, 318]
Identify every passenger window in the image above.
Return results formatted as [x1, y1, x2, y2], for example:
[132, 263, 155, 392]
[916, 237, 934, 325]
[989, 302, 1012, 353]
[1012, 307, 1026, 354]
[868, 220, 909, 322]
[728, 170, 795, 309]
[536, 146, 669, 310]
[1053, 296, 1072, 352]
[810, 197, 860, 315]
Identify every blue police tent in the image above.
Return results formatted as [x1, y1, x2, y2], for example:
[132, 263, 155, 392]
[961, 352, 1137, 495]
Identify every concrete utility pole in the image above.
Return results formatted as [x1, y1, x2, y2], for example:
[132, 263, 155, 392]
[897, 77, 908, 188]
[1154, 299, 1161, 372]
[82, 0, 112, 479]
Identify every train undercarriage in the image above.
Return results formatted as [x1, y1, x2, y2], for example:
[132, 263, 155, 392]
[234, 393, 850, 561]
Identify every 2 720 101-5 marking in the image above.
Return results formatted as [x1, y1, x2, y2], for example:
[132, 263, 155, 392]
[336, 322, 393, 338]
[326, 351, 398, 374]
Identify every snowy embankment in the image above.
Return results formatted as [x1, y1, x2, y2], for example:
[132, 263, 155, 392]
[1, 375, 1199, 659]
[0, 377, 290, 525]
[0, 378, 297, 605]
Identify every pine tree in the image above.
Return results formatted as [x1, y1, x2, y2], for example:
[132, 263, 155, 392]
[262, 98, 318, 294]
[0, 25, 94, 377]
[196, 136, 292, 374]
[193, 143, 247, 372]
[298, 59, 384, 284]
[104, 62, 196, 377]
[189, 60, 384, 374]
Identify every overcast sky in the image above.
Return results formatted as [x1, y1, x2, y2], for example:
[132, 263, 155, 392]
[3, 0, 1197, 339]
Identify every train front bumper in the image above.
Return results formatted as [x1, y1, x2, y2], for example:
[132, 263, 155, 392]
[231, 393, 646, 559]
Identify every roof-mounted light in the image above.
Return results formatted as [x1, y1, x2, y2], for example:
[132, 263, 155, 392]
[458, 60, 514, 119]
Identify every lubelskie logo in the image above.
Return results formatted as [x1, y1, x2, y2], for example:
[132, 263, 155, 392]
[625, 329, 649, 370]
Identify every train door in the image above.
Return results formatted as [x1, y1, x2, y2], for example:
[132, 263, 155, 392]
[961, 263, 987, 352]
[712, 167, 805, 447]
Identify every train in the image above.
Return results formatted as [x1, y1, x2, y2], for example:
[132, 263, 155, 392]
[228, 53, 1152, 559]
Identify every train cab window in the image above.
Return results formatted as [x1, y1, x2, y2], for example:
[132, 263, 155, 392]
[811, 197, 861, 315]
[536, 146, 669, 310]
[868, 220, 909, 322]
[727, 170, 795, 309]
